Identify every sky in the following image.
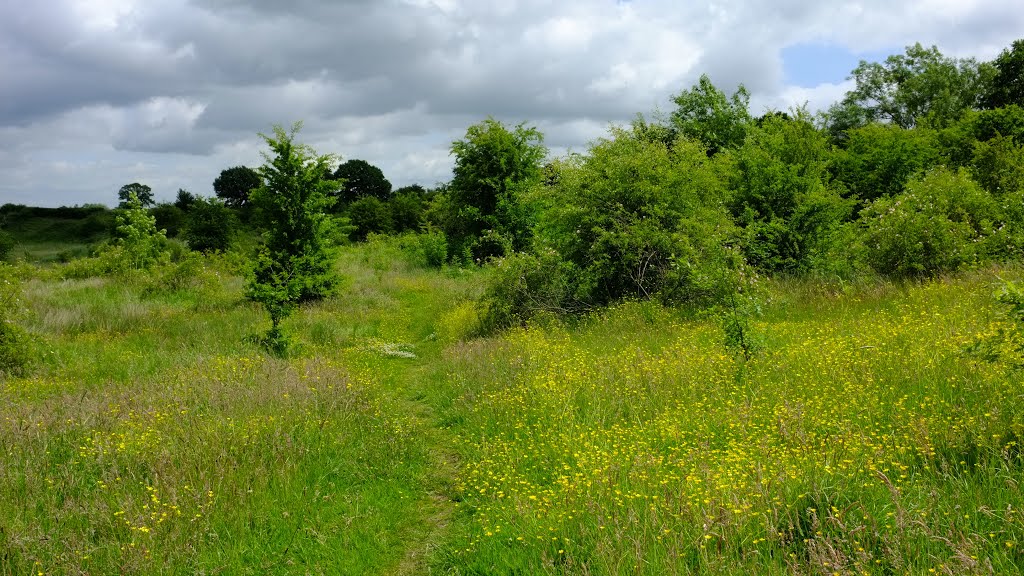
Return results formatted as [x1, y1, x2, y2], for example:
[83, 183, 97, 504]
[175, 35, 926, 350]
[1, 0, 1022, 207]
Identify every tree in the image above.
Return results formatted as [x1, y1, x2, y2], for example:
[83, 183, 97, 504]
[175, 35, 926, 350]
[727, 111, 852, 273]
[183, 197, 236, 252]
[111, 192, 169, 270]
[445, 117, 547, 261]
[214, 166, 262, 208]
[347, 196, 393, 240]
[833, 43, 991, 130]
[118, 183, 154, 208]
[174, 189, 198, 211]
[830, 123, 939, 204]
[246, 123, 339, 349]
[984, 39, 1024, 109]
[332, 159, 392, 204]
[670, 74, 752, 155]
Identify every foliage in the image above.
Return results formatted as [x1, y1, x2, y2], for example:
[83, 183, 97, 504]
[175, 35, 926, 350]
[149, 203, 185, 237]
[347, 196, 394, 241]
[669, 73, 752, 155]
[445, 118, 547, 261]
[0, 229, 15, 261]
[183, 197, 236, 252]
[966, 279, 1024, 367]
[389, 185, 426, 233]
[213, 165, 261, 208]
[478, 248, 583, 331]
[0, 264, 30, 376]
[332, 159, 392, 203]
[530, 130, 737, 312]
[831, 123, 939, 204]
[417, 226, 448, 268]
[118, 182, 154, 208]
[984, 38, 1024, 109]
[174, 188, 198, 211]
[970, 134, 1024, 196]
[727, 111, 852, 273]
[110, 192, 170, 271]
[832, 43, 992, 131]
[247, 123, 339, 347]
[858, 167, 1000, 277]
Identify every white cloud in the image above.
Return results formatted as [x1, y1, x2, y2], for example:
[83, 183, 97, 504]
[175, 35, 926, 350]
[0, 0, 1022, 206]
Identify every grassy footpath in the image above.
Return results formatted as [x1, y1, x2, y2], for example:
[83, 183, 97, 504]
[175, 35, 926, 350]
[0, 240, 482, 575]
[3, 240, 1024, 574]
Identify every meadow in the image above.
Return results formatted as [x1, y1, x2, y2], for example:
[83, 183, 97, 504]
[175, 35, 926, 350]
[2, 238, 1023, 574]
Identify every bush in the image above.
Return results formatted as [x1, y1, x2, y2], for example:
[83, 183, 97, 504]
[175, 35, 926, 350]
[0, 230, 15, 261]
[183, 198, 236, 252]
[150, 203, 186, 237]
[347, 196, 393, 241]
[479, 249, 584, 331]
[418, 227, 448, 268]
[533, 131, 737, 308]
[727, 111, 852, 274]
[0, 265, 31, 377]
[858, 167, 1000, 277]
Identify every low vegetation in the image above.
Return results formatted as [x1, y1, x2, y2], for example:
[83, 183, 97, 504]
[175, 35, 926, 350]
[2, 38, 1024, 574]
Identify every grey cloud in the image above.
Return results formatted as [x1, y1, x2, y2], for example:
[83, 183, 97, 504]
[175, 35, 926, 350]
[1, 0, 1023, 206]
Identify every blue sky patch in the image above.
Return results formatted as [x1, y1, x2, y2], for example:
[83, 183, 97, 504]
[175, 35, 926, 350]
[782, 42, 894, 87]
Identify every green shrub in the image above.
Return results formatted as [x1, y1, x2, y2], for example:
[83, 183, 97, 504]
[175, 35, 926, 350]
[150, 203, 186, 237]
[727, 112, 852, 274]
[247, 123, 339, 350]
[182, 197, 236, 252]
[479, 249, 583, 331]
[858, 167, 1000, 277]
[0, 265, 30, 377]
[0, 230, 15, 261]
[418, 227, 448, 268]
[532, 131, 737, 308]
[347, 196, 393, 241]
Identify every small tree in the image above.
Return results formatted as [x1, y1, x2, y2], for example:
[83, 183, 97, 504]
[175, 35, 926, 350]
[111, 192, 169, 270]
[246, 123, 339, 351]
[118, 183, 154, 208]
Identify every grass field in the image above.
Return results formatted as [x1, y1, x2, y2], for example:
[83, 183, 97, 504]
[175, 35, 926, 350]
[2, 239, 1023, 574]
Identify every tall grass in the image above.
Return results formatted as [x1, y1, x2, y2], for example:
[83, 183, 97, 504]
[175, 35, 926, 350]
[3, 238, 1024, 574]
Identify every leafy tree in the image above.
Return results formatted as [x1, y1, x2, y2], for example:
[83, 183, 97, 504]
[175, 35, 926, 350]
[970, 134, 1024, 196]
[984, 39, 1024, 109]
[530, 130, 737, 309]
[347, 196, 393, 240]
[151, 203, 186, 238]
[246, 123, 339, 349]
[118, 183, 154, 208]
[831, 123, 939, 204]
[832, 43, 991, 131]
[727, 111, 852, 273]
[111, 192, 169, 270]
[174, 189, 198, 211]
[670, 74, 751, 155]
[332, 159, 392, 204]
[183, 197, 236, 252]
[446, 117, 547, 261]
[389, 185, 427, 233]
[214, 166, 262, 208]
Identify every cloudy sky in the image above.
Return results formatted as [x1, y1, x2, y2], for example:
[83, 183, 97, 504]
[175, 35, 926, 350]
[1, 0, 1021, 207]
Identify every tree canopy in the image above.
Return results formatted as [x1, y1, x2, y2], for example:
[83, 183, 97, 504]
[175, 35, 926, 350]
[118, 183, 154, 208]
[670, 74, 751, 155]
[332, 159, 392, 203]
[985, 39, 1024, 109]
[214, 166, 262, 208]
